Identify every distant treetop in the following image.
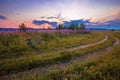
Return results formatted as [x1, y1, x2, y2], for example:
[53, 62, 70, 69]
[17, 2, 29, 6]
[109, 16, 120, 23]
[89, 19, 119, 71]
[19, 23, 27, 32]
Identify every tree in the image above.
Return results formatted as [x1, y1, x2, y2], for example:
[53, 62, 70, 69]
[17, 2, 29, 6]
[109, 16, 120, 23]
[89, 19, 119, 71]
[69, 23, 79, 30]
[69, 23, 75, 30]
[57, 24, 63, 29]
[80, 23, 86, 29]
[19, 23, 27, 32]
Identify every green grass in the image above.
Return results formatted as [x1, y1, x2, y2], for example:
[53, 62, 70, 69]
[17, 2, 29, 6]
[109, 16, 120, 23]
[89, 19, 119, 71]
[0, 33, 115, 76]
[112, 31, 120, 39]
[0, 31, 104, 59]
[0, 31, 120, 80]
[10, 33, 120, 80]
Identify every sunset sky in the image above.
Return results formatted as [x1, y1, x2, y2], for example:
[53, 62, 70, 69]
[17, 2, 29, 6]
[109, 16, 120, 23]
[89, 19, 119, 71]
[0, 0, 120, 29]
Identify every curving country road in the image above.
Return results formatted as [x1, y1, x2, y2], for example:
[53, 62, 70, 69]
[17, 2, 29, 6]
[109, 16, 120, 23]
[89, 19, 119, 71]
[71, 35, 119, 62]
[0, 35, 119, 80]
[67, 35, 108, 50]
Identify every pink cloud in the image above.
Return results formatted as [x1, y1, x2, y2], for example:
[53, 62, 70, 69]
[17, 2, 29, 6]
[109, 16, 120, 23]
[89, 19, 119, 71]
[0, 19, 52, 29]
[90, 8, 120, 24]
[0, 20, 19, 28]
[110, 9, 120, 19]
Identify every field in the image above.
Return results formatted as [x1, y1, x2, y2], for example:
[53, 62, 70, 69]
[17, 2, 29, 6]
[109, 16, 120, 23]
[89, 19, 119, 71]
[0, 30, 120, 80]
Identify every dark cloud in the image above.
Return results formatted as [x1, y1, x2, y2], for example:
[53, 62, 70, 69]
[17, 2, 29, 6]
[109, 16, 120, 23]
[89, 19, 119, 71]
[0, 15, 7, 20]
[106, 19, 120, 28]
[41, 16, 45, 18]
[33, 20, 49, 25]
[106, 19, 120, 23]
[88, 19, 120, 29]
[47, 16, 57, 19]
[63, 19, 90, 27]
[32, 19, 120, 29]
[40, 16, 57, 19]
[32, 20, 57, 27]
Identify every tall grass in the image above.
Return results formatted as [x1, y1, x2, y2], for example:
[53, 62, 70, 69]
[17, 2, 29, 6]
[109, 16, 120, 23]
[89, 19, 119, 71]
[11, 34, 120, 80]
[112, 31, 120, 39]
[0, 31, 104, 59]
[0, 33, 115, 76]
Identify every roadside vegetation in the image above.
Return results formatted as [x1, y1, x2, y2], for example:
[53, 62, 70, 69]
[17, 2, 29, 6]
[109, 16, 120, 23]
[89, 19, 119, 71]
[0, 31, 104, 59]
[0, 30, 120, 80]
[0, 31, 114, 76]
[12, 44, 120, 80]
[112, 31, 120, 39]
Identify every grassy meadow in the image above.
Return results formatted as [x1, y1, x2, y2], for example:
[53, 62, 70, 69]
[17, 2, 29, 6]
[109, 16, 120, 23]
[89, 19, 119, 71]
[0, 30, 120, 80]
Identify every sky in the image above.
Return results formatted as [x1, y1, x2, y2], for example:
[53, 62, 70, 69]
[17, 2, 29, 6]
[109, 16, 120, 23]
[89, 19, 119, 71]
[0, 0, 120, 29]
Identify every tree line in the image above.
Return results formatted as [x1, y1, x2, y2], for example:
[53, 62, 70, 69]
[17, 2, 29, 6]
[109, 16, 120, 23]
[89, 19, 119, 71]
[57, 23, 86, 30]
[18, 22, 86, 32]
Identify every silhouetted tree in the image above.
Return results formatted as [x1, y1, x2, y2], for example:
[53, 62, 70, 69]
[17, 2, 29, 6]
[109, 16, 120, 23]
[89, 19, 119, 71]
[19, 23, 27, 32]
[69, 23, 75, 30]
[80, 23, 86, 29]
[69, 23, 79, 30]
[57, 24, 63, 29]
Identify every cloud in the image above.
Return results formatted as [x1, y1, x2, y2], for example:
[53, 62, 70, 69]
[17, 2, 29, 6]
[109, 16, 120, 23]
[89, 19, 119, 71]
[107, 9, 120, 21]
[63, 19, 91, 27]
[0, 15, 7, 20]
[32, 20, 57, 27]
[111, 9, 120, 16]
[105, 19, 120, 28]
[47, 16, 57, 19]
[32, 18, 120, 29]
[88, 18, 120, 29]
[90, 9, 120, 24]
[32, 19, 91, 28]
[33, 20, 49, 25]
[106, 19, 120, 23]
[40, 16, 57, 19]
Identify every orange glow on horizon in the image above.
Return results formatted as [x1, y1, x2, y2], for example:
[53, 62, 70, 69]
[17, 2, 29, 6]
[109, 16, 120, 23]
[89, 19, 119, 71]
[0, 20, 52, 29]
